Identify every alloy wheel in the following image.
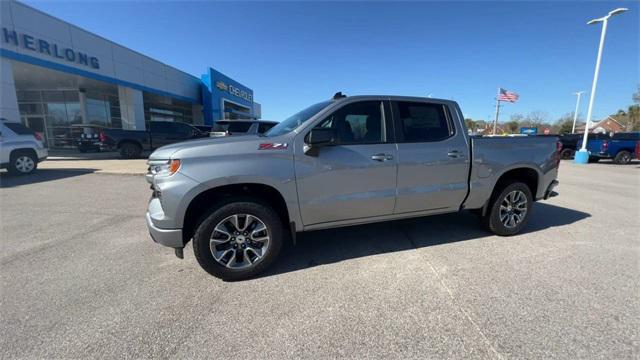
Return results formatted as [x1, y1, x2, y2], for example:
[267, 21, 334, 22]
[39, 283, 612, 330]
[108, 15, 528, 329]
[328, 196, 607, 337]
[499, 190, 528, 229]
[209, 214, 270, 269]
[15, 155, 35, 173]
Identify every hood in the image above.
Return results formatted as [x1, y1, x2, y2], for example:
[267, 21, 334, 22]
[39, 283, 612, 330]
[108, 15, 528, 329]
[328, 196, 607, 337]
[148, 135, 268, 160]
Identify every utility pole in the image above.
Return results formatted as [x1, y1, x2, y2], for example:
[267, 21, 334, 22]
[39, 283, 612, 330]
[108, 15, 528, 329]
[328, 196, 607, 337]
[492, 87, 501, 135]
[571, 91, 585, 133]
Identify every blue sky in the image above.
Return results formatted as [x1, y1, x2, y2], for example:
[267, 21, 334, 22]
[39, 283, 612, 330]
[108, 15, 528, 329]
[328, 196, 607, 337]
[25, 1, 639, 123]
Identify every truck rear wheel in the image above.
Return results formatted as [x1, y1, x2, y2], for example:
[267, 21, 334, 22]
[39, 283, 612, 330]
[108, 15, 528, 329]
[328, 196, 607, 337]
[483, 182, 533, 236]
[192, 199, 284, 281]
[119, 143, 142, 159]
[613, 150, 632, 165]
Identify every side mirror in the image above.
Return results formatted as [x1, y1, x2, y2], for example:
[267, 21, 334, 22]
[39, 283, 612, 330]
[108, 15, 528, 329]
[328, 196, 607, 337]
[307, 128, 336, 147]
[304, 128, 336, 156]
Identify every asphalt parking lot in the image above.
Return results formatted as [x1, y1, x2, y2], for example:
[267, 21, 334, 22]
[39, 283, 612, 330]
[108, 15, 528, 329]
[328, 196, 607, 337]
[1, 161, 638, 359]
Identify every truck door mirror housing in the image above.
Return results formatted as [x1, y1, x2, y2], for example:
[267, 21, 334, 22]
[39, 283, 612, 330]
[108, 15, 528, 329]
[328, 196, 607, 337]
[307, 128, 336, 147]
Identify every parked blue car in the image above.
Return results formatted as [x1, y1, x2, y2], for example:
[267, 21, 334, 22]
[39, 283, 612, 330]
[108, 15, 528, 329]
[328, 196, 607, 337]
[579, 132, 639, 164]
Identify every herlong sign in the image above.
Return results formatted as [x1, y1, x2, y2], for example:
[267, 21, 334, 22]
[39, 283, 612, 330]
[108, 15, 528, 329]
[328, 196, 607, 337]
[2, 28, 100, 69]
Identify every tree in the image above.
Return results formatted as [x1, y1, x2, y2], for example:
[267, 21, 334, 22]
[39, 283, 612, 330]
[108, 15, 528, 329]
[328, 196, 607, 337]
[625, 105, 640, 131]
[464, 118, 476, 132]
[633, 85, 640, 104]
[505, 120, 520, 133]
[553, 113, 575, 134]
[525, 111, 549, 128]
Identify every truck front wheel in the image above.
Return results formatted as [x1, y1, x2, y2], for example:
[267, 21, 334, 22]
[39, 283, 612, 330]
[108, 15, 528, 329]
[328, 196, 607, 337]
[192, 199, 284, 281]
[483, 182, 533, 236]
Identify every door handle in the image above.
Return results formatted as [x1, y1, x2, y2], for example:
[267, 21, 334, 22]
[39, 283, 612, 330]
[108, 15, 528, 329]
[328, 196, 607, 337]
[371, 153, 393, 161]
[447, 150, 464, 158]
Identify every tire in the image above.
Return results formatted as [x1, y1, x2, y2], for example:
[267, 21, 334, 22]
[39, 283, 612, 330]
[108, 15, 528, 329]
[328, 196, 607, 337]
[192, 199, 284, 281]
[482, 182, 533, 236]
[560, 148, 575, 160]
[8, 151, 37, 175]
[588, 156, 600, 163]
[613, 150, 632, 165]
[119, 142, 142, 159]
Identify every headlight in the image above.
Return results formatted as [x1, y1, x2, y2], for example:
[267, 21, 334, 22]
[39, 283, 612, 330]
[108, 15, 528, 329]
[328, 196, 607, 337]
[149, 159, 181, 177]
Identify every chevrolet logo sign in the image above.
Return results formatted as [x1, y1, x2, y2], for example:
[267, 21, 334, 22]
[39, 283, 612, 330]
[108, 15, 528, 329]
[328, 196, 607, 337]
[215, 81, 228, 91]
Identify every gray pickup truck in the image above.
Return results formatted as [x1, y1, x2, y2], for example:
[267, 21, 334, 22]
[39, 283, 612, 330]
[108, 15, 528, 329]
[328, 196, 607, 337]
[146, 95, 560, 280]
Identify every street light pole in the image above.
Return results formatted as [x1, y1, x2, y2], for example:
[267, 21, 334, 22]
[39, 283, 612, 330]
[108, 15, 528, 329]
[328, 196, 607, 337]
[575, 7, 628, 164]
[571, 91, 585, 133]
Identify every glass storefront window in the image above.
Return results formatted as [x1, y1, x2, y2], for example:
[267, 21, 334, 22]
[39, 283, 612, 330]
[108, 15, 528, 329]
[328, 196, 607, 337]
[65, 103, 82, 124]
[86, 98, 109, 126]
[143, 92, 194, 126]
[64, 91, 79, 102]
[45, 103, 69, 125]
[18, 103, 44, 115]
[42, 91, 65, 102]
[16, 91, 42, 102]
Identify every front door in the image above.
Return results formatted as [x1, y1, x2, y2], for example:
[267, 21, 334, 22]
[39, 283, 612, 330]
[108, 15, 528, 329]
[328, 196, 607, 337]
[295, 100, 398, 226]
[392, 100, 470, 214]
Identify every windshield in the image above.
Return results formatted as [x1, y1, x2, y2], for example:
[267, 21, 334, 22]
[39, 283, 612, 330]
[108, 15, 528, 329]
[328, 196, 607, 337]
[264, 100, 332, 137]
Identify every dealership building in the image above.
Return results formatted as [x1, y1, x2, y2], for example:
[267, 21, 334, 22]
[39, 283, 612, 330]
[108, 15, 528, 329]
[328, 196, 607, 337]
[0, 0, 260, 148]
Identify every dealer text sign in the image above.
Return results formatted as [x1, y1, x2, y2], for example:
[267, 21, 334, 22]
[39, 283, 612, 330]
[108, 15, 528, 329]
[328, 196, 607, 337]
[2, 28, 100, 69]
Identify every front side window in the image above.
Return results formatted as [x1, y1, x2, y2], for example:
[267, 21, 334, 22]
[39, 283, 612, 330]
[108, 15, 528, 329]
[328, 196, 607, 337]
[397, 102, 453, 142]
[314, 101, 386, 144]
[174, 123, 195, 137]
[227, 122, 253, 133]
[265, 101, 332, 137]
[258, 122, 276, 134]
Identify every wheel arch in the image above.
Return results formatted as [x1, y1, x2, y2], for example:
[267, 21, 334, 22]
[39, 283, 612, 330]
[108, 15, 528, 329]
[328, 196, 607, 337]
[10, 148, 38, 162]
[494, 166, 540, 198]
[478, 166, 541, 217]
[182, 183, 291, 245]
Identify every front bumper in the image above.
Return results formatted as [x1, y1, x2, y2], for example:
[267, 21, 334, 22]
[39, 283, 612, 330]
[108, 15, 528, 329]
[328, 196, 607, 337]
[146, 212, 183, 248]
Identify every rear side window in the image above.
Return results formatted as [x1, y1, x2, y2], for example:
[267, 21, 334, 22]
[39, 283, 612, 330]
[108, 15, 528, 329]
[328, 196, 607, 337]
[173, 123, 195, 136]
[150, 122, 170, 133]
[612, 132, 639, 140]
[4, 122, 35, 135]
[396, 102, 453, 142]
[258, 122, 276, 134]
[227, 122, 253, 133]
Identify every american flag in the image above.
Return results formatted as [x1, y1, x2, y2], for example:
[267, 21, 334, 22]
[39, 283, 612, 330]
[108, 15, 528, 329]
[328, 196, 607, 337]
[498, 88, 519, 102]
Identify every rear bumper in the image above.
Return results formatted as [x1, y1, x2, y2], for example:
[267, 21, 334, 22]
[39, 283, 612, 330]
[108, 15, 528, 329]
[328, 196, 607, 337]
[36, 147, 48, 162]
[544, 180, 559, 200]
[146, 212, 183, 248]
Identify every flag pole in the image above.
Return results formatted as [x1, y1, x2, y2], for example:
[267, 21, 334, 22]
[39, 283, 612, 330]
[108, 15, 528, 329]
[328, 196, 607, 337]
[493, 87, 501, 135]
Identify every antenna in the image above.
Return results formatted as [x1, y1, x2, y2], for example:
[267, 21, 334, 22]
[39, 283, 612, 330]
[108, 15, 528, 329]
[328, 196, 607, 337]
[333, 92, 347, 100]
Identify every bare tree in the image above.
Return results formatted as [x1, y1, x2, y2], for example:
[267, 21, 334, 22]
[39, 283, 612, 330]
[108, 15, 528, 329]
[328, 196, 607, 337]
[525, 111, 549, 128]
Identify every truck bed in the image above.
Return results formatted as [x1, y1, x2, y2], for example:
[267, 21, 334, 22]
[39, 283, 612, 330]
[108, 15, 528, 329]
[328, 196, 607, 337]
[463, 135, 560, 210]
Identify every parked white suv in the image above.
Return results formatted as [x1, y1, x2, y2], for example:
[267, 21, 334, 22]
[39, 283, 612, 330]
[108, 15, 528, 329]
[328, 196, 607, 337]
[0, 119, 48, 175]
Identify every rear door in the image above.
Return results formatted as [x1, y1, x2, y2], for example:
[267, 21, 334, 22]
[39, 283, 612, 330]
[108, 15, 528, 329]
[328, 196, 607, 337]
[295, 100, 398, 225]
[392, 100, 470, 214]
[150, 122, 195, 148]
